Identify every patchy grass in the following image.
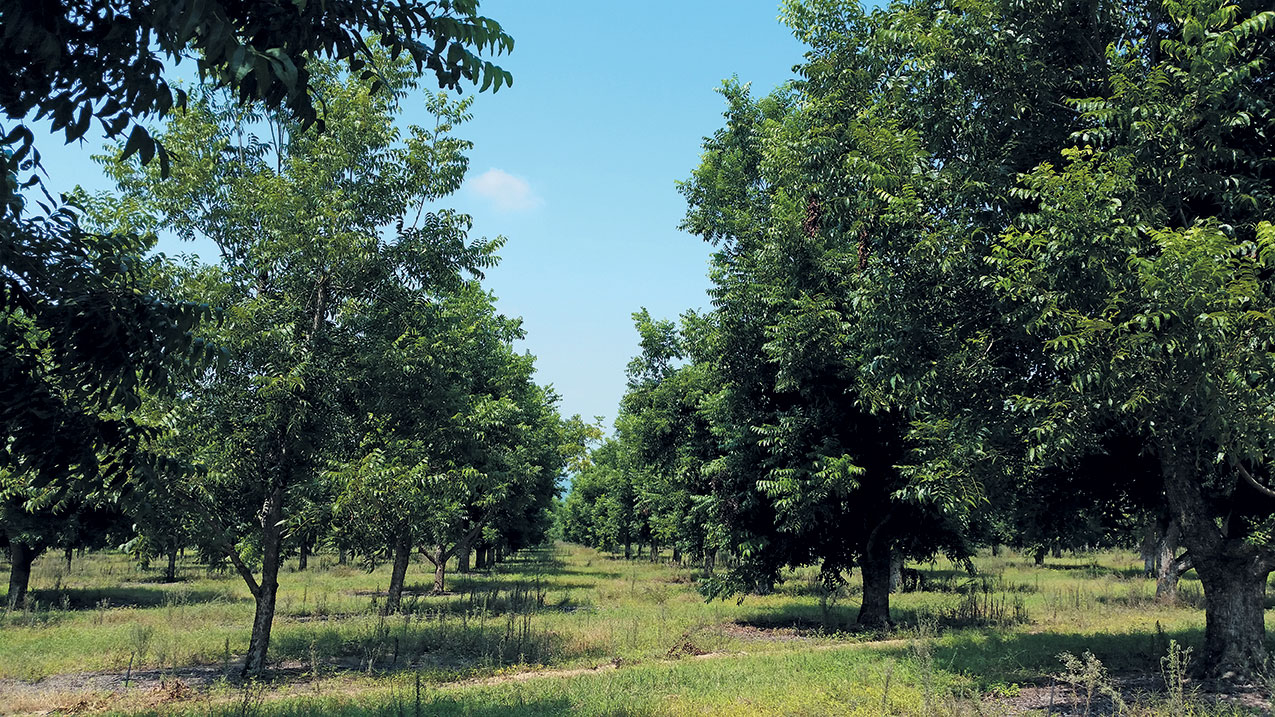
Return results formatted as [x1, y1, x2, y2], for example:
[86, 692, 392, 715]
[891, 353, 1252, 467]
[1, 544, 1270, 715]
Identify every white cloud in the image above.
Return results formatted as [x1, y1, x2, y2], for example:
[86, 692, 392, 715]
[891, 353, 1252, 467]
[467, 168, 543, 211]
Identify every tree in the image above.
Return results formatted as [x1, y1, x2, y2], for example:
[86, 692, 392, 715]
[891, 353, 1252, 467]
[98, 61, 498, 675]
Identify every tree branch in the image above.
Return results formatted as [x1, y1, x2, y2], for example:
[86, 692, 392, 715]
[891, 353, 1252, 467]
[1236, 463, 1275, 500]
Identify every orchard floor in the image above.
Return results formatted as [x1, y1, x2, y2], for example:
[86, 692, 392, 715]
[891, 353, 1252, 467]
[1, 543, 1272, 716]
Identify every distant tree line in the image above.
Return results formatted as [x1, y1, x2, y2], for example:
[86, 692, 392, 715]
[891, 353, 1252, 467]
[561, 0, 1275, 681]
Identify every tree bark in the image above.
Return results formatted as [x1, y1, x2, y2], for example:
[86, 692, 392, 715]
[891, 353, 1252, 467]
[624, 540, 631, 559]
[858, 541, 892, 629]
[164, 546, 178, 583]
[1161, 453, 1274, 679]
[422, 545, 450, 594]
[242, 487, 283, 677]
[297, 534, 309, 571]
[383, 533, 412, 615]
[888, 553, 904, 594]
[1033, 546, 1047, 566]
[458, 542, 471, 573]
[1154, 518, 1182, 602]
[7, 541, 39, 609]
[494, 545, 503, 565]
[338, 546, 348, 566]
[65, 546, 73, 571]
[474, 543, 488, 570]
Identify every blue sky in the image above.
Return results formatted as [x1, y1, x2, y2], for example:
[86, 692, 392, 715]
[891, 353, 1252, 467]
[33, 2, 814, 429]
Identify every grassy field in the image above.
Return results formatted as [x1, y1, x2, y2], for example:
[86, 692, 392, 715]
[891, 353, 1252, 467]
[1, 543, 1270, 715]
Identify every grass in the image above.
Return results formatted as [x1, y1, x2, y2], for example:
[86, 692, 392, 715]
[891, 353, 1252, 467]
[1, 544, 1270, 715]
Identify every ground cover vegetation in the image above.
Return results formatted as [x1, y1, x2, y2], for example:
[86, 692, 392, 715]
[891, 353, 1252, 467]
[0, 543, 1269, 715]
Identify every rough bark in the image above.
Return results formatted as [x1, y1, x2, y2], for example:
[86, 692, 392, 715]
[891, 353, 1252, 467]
[1154, 518, 1182, 602]
[242, 487, 283, 676]
[1161, 453, 1274, 679]
[1033, 546, 1047, 566]
[7, 541, 39, 609]
[474, 544, 488, 570]
[888, 553, 904, 594]
[624, 540, 631, 560]
[383, 533, 412, 615]
[423, 546, 450, 594]
[858, 541, 892, 629]
[494, 545, 503, 564]
[65, 547, 73, 571]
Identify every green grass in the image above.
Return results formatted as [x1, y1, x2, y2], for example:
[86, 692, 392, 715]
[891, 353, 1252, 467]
[1, 544, 1269, 715]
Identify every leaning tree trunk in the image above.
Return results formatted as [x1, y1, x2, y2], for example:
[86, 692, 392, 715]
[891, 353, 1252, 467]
[243, 488, 283, 677]
[383, 533, 412, 615]
[858, 541, 892, 629]
[7, 541, 39, 609]
[1162, 454, 1273, 679]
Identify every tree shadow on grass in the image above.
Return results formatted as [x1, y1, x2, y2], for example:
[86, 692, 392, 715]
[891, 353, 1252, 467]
[932, 626, 1206, 689]
[194, 693, 604, 717]
[26, 586, 243, 610]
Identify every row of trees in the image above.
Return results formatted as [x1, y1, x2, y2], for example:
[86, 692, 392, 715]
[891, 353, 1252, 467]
[563, 0, 1275, 680]
[2, 1, 588, 677]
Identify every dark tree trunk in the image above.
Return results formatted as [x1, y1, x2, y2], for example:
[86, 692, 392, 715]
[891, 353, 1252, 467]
[888, 553, 904, 594]
[1162, 453, 1274, 679]
[65, 546, 73, 571]
[7, 541, 39, 608]
[1051, 544, 1062, 559]
[991, 543, 1001, 557]
[624, 540, 632, 559]
[383, 533, 412, 615]
[858, 541, 892, 629]
[243, 488, 283, 677]
[1033, 546, 1047, 566]
[649, 542, 657, 563]
[338, 546, 348, 566]
[494, 545, 503, 564]
[297, 534, 309, 571]
[1155, 518, 1182, 602]
[164, 546, 178, 583]
[474, 544, 488, 570]
[458, 542, 471, 573]
[672, 546, 680, 564]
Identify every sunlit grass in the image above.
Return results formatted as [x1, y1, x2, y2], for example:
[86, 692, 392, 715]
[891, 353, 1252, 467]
[2, 543, 1268, 715]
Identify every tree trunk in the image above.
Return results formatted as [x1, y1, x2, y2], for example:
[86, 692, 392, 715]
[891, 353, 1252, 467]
[888, 553, 904, 594]
[243, 488, 283, 677]
[858, 542, 892, 629]
[338, 546, 348, 566]
[1155, 518, 1181, 602]
[7, 541, 39, 609]
[164, 546, 178, 583]
[297, 534, 309, 571]
[672, 546, 681, 564]
[1033, 546, 1047, 566]
[1161, 453, 1274, 679]
[1141, 516, 1162, 577]
[474, 544, 488, 570]
[1195, 556, 1269, 680]
[383, 533, 412, 615]
[649, 542, 657, 563]
[433, 557, 446, 594]
[494, 545, 503, 564]
[991, 543, 1001, 557]
[458, 542, 471, 573]
[1051, 544, 1062, 559]
[624, 540, 631, 559]
[65, 546, 73, 571]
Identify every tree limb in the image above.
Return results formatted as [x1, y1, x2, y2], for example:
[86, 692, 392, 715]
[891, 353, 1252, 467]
[1236, 463, 1275, 499]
